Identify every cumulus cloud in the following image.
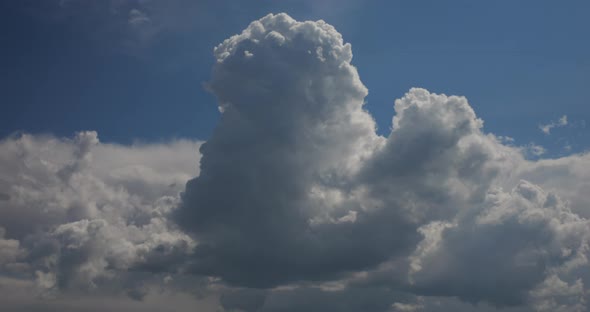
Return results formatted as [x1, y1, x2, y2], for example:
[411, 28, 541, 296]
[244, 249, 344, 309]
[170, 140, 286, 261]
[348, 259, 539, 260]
[516, 154, 590, 219]
[2, 12, 590, 312]
[409, 181, 589, 307]
[0, 131, 201, 300]
[177, 13, 390, 288]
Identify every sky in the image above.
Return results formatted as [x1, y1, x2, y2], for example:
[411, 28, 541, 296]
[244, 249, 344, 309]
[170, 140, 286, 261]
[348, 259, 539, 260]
[1, 1, 590, 312]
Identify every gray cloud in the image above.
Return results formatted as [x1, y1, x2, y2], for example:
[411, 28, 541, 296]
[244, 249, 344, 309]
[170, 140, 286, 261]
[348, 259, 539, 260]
[540, 115, 568, 135]
[176, 13, 388, 287]
[2, 12, 590, 312]
[408, 181, 589, 308]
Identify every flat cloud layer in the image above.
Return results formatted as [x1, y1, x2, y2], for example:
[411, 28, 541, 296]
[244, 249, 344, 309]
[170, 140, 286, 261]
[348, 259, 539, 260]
[1, 13, 590, 312]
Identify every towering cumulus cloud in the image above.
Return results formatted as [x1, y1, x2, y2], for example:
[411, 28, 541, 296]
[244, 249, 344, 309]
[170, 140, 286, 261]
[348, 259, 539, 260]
[174, 13, 590, 311]
[1, 13, 590, 312]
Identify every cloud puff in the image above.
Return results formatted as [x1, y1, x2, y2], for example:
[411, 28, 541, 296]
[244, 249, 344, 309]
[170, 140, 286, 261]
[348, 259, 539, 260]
[2, 12, 590, 312]
[540, 115, 568, 135]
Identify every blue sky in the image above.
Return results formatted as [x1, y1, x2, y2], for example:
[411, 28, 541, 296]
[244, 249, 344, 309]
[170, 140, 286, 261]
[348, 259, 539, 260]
[1, 0, 588, 152]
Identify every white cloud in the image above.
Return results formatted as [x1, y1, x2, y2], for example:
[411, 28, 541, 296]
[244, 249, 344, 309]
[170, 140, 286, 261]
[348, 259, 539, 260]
[524, 143, 547, 157]
[2, 12, 590, 312]
[0, 131, 201, 295]
[540, 115, 568, 134]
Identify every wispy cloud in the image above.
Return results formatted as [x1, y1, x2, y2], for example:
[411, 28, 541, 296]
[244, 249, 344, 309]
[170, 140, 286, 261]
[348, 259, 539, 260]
[524, 142, 547, 157]
[539, 115, 568, 134]
[128, 8, 151, 27]
[25, 0, 210, 53]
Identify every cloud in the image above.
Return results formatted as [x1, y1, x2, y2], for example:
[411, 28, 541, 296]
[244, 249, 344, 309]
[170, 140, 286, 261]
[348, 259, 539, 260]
[25, 0, 208, 52]
[128, 8, 151, 27]
[515, 154, 590, 219]
[523, 143, 547, 157]
[408, 180, 589, 307]
[177, 13, 388, 287]
[540, 115, 568, 134]
[0, 131, 201, 296]
[392, 302, 424, 312]
[2, 12, 590, 312]
[173, 13, 590, 311]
